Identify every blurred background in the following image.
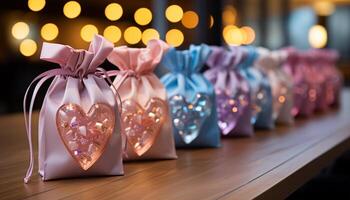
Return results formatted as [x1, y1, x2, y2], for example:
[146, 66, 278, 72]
[0, 0, 350, 114]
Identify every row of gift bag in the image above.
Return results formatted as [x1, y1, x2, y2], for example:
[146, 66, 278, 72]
[23, 35, 342, 182]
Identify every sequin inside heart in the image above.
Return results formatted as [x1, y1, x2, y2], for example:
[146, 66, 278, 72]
[121, 98, 167, 156]
[169, 93, 212, 144]
[216, 90, 249, 135]
[251, 86, 269, 124]
[273, 85, 288, 120]
[56, 103, 115, 170]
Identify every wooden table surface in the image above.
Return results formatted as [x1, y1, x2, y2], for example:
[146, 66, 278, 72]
[1, 89, 350, 200]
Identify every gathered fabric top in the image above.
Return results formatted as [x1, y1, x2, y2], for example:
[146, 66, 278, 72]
[40, 35, 113, 78]
[206, 46, 245, 70]
[160, 44, 211, 75]
[236, 46, 259, 69]
[107, 39, 169, 75]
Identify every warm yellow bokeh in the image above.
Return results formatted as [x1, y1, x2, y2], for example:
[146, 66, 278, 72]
[63, 1, 81, 19]
[166, 29, 184, 47]
[105, 3, 123, 21]
[223, 25, 237, 38]
[142, 28, 160, 45]
[240, 26, 255, 45]
[41, 23, 59, 41]
[223, 25, 243, 46]
[12, 22, 30, 40]
[20, 39, 37, 57]
[210, 15, 214, 28]
[134, 8, 152, 26]
[103, 25, 121, 43]
[181, 11, 199, 29]
[124, 26, 142, 44]
[80, 24, 98, 42]
[165, 5, 183, 23]
[313, 1, 335, 16]
[309, 25, 327, 48]
[222, 5, 237, 25]
[28, 0, 45, 12]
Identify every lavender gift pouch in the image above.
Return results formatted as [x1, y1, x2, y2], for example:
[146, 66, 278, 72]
[205, 46, 253, 137]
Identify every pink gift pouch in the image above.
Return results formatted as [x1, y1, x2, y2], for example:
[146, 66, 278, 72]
[298, 52, 319, 116]
[255, 48, 294, 125]
[307, 50, 328, 112]
[324, 50, 343, 107]
[310, 49, 342, 110]
[282, 48, 314, 117]
[107, 39, 177, 160]
[23, 35, 124, 183]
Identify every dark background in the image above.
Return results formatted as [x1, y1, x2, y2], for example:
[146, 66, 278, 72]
[0, 0, 349, 114]
[1, 0, 350, 198]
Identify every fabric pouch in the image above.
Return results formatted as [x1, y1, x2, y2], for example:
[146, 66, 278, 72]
[324, 50, 343, 107]
[160, 44, 221, 147]
[284, 49, 316, 117]
[310, 49, 342, 110]
[23, 35, 124, 182]
[107, 39, 177, 159]
[255, 48, 294, 124]
[237, 46, 274, 129]
[205, 46, 253, 137]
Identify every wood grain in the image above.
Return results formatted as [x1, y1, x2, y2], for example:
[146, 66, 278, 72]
[0, 90, 350, 200]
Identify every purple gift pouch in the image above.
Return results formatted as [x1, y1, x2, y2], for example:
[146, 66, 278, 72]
[205, 46, 254, 137]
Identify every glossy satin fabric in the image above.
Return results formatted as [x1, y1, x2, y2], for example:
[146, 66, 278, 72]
[237, 46, 274, 129]
[255, 48, 294, 125]
[324, 50, 343, 106]
[38, 35, 123, 180]
[108, 39, 177, 160]
[309, 49, 343, 110]
[283, 48, 316, 117]
[205, 46, 253, 137]
[161, 44, 221, 148]
[308, 50, 329, 112]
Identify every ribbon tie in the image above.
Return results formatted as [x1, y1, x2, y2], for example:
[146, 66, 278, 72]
[23, 35, 120, 183]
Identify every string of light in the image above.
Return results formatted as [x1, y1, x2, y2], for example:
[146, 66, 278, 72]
[12, 1, 263, 57]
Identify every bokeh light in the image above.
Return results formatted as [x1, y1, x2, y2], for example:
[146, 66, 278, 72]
[12, 22, 30, 40]
[105, 3, 123, 21]
[313, 1, 335, 16]
[181, 11, 199, 29]
[278, 95, 286, 103]
[41, 23, 59, 41]
[103, 25, 121, 43]
[19, 39, 37, 57]
[309, 25, 327, 48]
[134, 8, 152, 26]
[28, 0, 45, 12]
[209, 15, 214, 28]
[240, 26, 256, 45]
[222, 5, 237, 25]
[166, 29, 184, 47]
[80, 24, 98, 42]
[63, 1, 81, 19]
[165, 5, 183, 23]
[142, 28, 160, 45]
[124, 26, 142, 45]
[223, 25, 243, 46]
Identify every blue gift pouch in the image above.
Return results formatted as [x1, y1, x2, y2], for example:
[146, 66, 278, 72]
[236, 46, 274, 129]
[160, 45, 221, 148]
